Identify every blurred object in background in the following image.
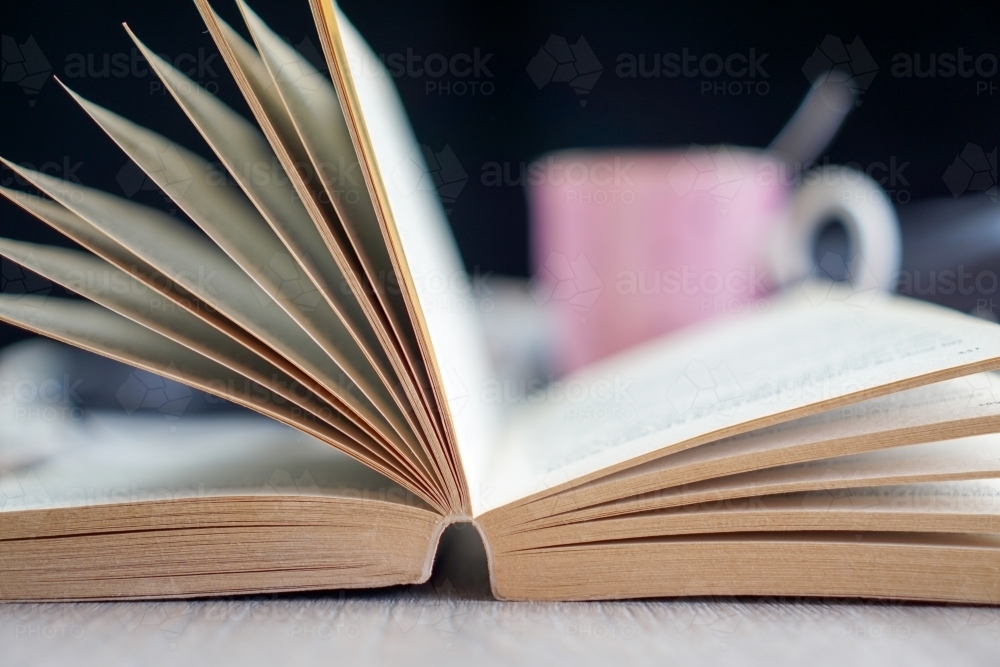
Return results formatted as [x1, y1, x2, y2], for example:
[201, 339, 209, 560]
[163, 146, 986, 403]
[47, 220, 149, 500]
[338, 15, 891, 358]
[477, 276, 557, 407]
[897, 196, 1000, 322]
[0, 338, 247, 470]
[530, 81, 901, 375]
[0, 339, 80, 469]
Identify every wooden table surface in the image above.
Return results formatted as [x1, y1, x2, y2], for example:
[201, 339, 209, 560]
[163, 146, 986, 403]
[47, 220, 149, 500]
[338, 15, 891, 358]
[4, 592, 998, 666]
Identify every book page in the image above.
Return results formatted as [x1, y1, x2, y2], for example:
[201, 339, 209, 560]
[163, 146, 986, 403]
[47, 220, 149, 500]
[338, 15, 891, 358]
[521, 371, 1000, 512]
[0, 163, 412, 451]
[123, 30, 412, 429]
[499, 479, 1000, 552]
[62, 87, 407, 424]
[59, 79, 438, 478]
[316, 1, 501, 512]
[0, 413, 418, 512]
[192, 1, 454, 505]
[497, 434, 1000, 529]
[480, 287, 1000, 514]
[611, 434, 1000, 517]
[0, 295, 440, 505]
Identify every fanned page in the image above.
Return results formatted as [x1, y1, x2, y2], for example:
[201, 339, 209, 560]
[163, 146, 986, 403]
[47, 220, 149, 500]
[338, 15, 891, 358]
[479, 286, 1000, 515]
[0, 4, 467, 514]
[312, 1, 501, 513]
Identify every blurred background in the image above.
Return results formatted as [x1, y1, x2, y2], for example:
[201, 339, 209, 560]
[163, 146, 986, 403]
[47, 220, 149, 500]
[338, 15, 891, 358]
[1, 0, 997, 447]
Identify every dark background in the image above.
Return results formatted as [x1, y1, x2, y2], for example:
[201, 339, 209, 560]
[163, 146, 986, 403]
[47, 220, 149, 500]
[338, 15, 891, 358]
[2, 0, 998, 350]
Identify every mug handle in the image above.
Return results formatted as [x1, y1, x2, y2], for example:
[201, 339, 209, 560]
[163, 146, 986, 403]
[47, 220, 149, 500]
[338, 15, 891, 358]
[770, 165, 902, 292]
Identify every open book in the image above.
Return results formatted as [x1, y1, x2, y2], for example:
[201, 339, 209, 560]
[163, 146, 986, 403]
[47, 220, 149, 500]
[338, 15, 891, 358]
[2, 0, 1000, 603]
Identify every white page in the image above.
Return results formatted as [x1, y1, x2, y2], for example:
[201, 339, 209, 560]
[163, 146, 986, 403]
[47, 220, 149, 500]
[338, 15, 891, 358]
[0, 413, 406, 512]
[323, 3, 500, 511]
[480, 286, 1000, 514]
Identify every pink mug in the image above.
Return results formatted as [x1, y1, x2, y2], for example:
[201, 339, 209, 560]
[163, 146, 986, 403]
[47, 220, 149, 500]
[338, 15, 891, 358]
[529, 145, 901, 374]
